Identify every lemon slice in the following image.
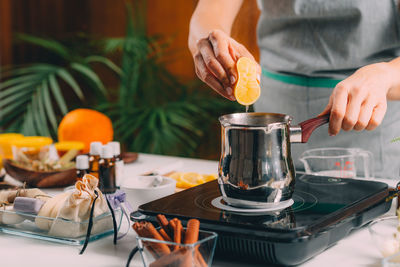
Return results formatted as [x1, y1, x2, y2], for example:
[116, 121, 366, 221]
[181, 172, 203, 185]
[168, 172, 218, 189]
[202, 174, 218, 182]
[234, 57, 261, 106]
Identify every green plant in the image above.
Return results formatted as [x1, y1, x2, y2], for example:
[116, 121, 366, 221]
[0, 33, 120, 137]
[0, 0, 241, 157]
[98, 2, 240, 156]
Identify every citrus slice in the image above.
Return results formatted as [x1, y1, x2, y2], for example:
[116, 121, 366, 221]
[168, 172, 182, 180]
[233, 57, 261, 105]
[168, 172, 218, 189]
[168, 172, 185, 188]
[182, 172, 204, 184]
[202, 174, 217, 182]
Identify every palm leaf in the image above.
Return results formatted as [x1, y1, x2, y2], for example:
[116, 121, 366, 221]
[85, 55, 122, 75]
[16, 33, 71, 60]
[0, 81, 37, 100]
[41, 80, 58, 132]
[0, 74, 40, 90]
[56, 68, 84, 100]
[70, 62, 107, 95]
[0, 99, 27, 127]
[0, 88, 33, 108]
[103, 38, 125, 53]
[48, 74, 68, 115]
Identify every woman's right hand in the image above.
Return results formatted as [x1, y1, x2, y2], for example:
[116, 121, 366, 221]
[192, 29, 261, 101]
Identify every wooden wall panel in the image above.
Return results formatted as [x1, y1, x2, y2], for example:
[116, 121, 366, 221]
[0, 0, 12, 66]
[231, 0, 260, 62]
[146, 0, 197, 80]
[10, 0, 89, 64]
[146, 0, 260, 80]
[1, 0, 260, 75]
[87, 0, 126, 37]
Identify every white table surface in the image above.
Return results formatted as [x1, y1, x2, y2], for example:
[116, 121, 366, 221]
[0, 153, 397, 267]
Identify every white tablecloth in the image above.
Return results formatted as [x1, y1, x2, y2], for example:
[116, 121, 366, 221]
[0, 153, 396, 267]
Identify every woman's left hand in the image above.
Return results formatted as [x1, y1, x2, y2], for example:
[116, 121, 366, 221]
[319, 62, 397, 136]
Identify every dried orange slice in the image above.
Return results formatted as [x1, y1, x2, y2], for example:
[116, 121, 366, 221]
[167, 172, 218, 189]
[181, 172, 204, 185]
[202, 174, 217, 182]
[233, 57, 260, 106]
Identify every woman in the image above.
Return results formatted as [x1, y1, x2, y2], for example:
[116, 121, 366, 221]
[188, 0, 400, 179]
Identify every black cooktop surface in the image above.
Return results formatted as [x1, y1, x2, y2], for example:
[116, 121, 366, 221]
[132, 174, 391, 265]
[136, 174, 389, 234]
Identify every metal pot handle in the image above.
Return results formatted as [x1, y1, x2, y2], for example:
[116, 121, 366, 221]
[290, 114, 330, 143]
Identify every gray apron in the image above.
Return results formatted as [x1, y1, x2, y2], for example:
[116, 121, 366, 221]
[255, 0, 400, 179]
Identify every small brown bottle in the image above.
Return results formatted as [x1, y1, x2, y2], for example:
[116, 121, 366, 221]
[76, 155, 89, 181]
[99, 144, 116, 194]
[89, 141, 102, 178]
[108, 141, 124, 187]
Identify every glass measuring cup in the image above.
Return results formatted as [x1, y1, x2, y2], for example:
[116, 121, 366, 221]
[299, 147, 374, 178]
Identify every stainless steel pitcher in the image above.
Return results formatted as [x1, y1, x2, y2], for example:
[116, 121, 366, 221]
[218, 112, 329, 208]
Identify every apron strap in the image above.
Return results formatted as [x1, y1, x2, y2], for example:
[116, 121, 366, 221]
[262, 68, 342, 88]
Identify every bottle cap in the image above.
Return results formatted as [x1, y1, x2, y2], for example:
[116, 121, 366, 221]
[89, 142, 102, 155]
[101, 144, 114, 159]
[108, 141, 121, 156]
[76, 155, 89, 170]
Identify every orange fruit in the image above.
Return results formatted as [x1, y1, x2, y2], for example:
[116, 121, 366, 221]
[58, 109, 113, 153]
[233, 57, 261, 106]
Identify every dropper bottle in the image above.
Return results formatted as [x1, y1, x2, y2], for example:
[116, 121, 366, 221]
[89, 141, 102, 178]
[76, 155, 89, 181]
[99, 144, 116, 194]
[108, 141, 124, 187]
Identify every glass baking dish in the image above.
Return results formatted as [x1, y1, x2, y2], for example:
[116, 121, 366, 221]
[0, 208, 122, 245]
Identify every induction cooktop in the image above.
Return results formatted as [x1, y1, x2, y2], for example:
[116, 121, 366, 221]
[131, 174, 393, 266]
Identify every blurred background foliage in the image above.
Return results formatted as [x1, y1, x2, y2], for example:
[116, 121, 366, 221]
[0, 0, 243, 158]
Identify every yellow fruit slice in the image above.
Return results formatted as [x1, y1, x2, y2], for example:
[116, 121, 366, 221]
[202, 174, 217, 182]
[168, 172, 218, 189]
[182, 172, 204, 184]
[234, 57, 261, 106]
[168, 172, 182, 180]
[168, 172, 185, 188]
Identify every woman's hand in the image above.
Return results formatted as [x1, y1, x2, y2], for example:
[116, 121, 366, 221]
[320, 62, 398, 135]
[192, 29, 261, 100]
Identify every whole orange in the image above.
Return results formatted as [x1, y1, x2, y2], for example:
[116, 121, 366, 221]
[58, 109, 113, 153]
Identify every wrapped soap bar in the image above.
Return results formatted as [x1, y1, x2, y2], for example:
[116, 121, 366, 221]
[0, 205, 24, 224]
[14, 197, 45, 214]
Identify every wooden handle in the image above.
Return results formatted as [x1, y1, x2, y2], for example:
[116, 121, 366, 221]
[299, 114, 330, 143]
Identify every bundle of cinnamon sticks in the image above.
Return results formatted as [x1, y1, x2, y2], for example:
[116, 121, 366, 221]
[132, 215, 207, 267]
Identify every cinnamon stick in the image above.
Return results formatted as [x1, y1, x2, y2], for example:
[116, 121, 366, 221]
[132, 221, 171, 257]
[156, 214, 171, 236]
[184, 219, 207, 267]
[135, 216, 208, 267]
[173, 219, 182, 251]
[149, 248, 191, 267]
[195, 249, 208, 267]
[132, 222, 159, 258]
[159, 228, 172, 242]
[184, 219, 200, 244]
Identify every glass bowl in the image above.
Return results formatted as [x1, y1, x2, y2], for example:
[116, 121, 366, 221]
[369, 216, 400, 258]
[0, 207, 122, 245]
[136, 228, 218, 267]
